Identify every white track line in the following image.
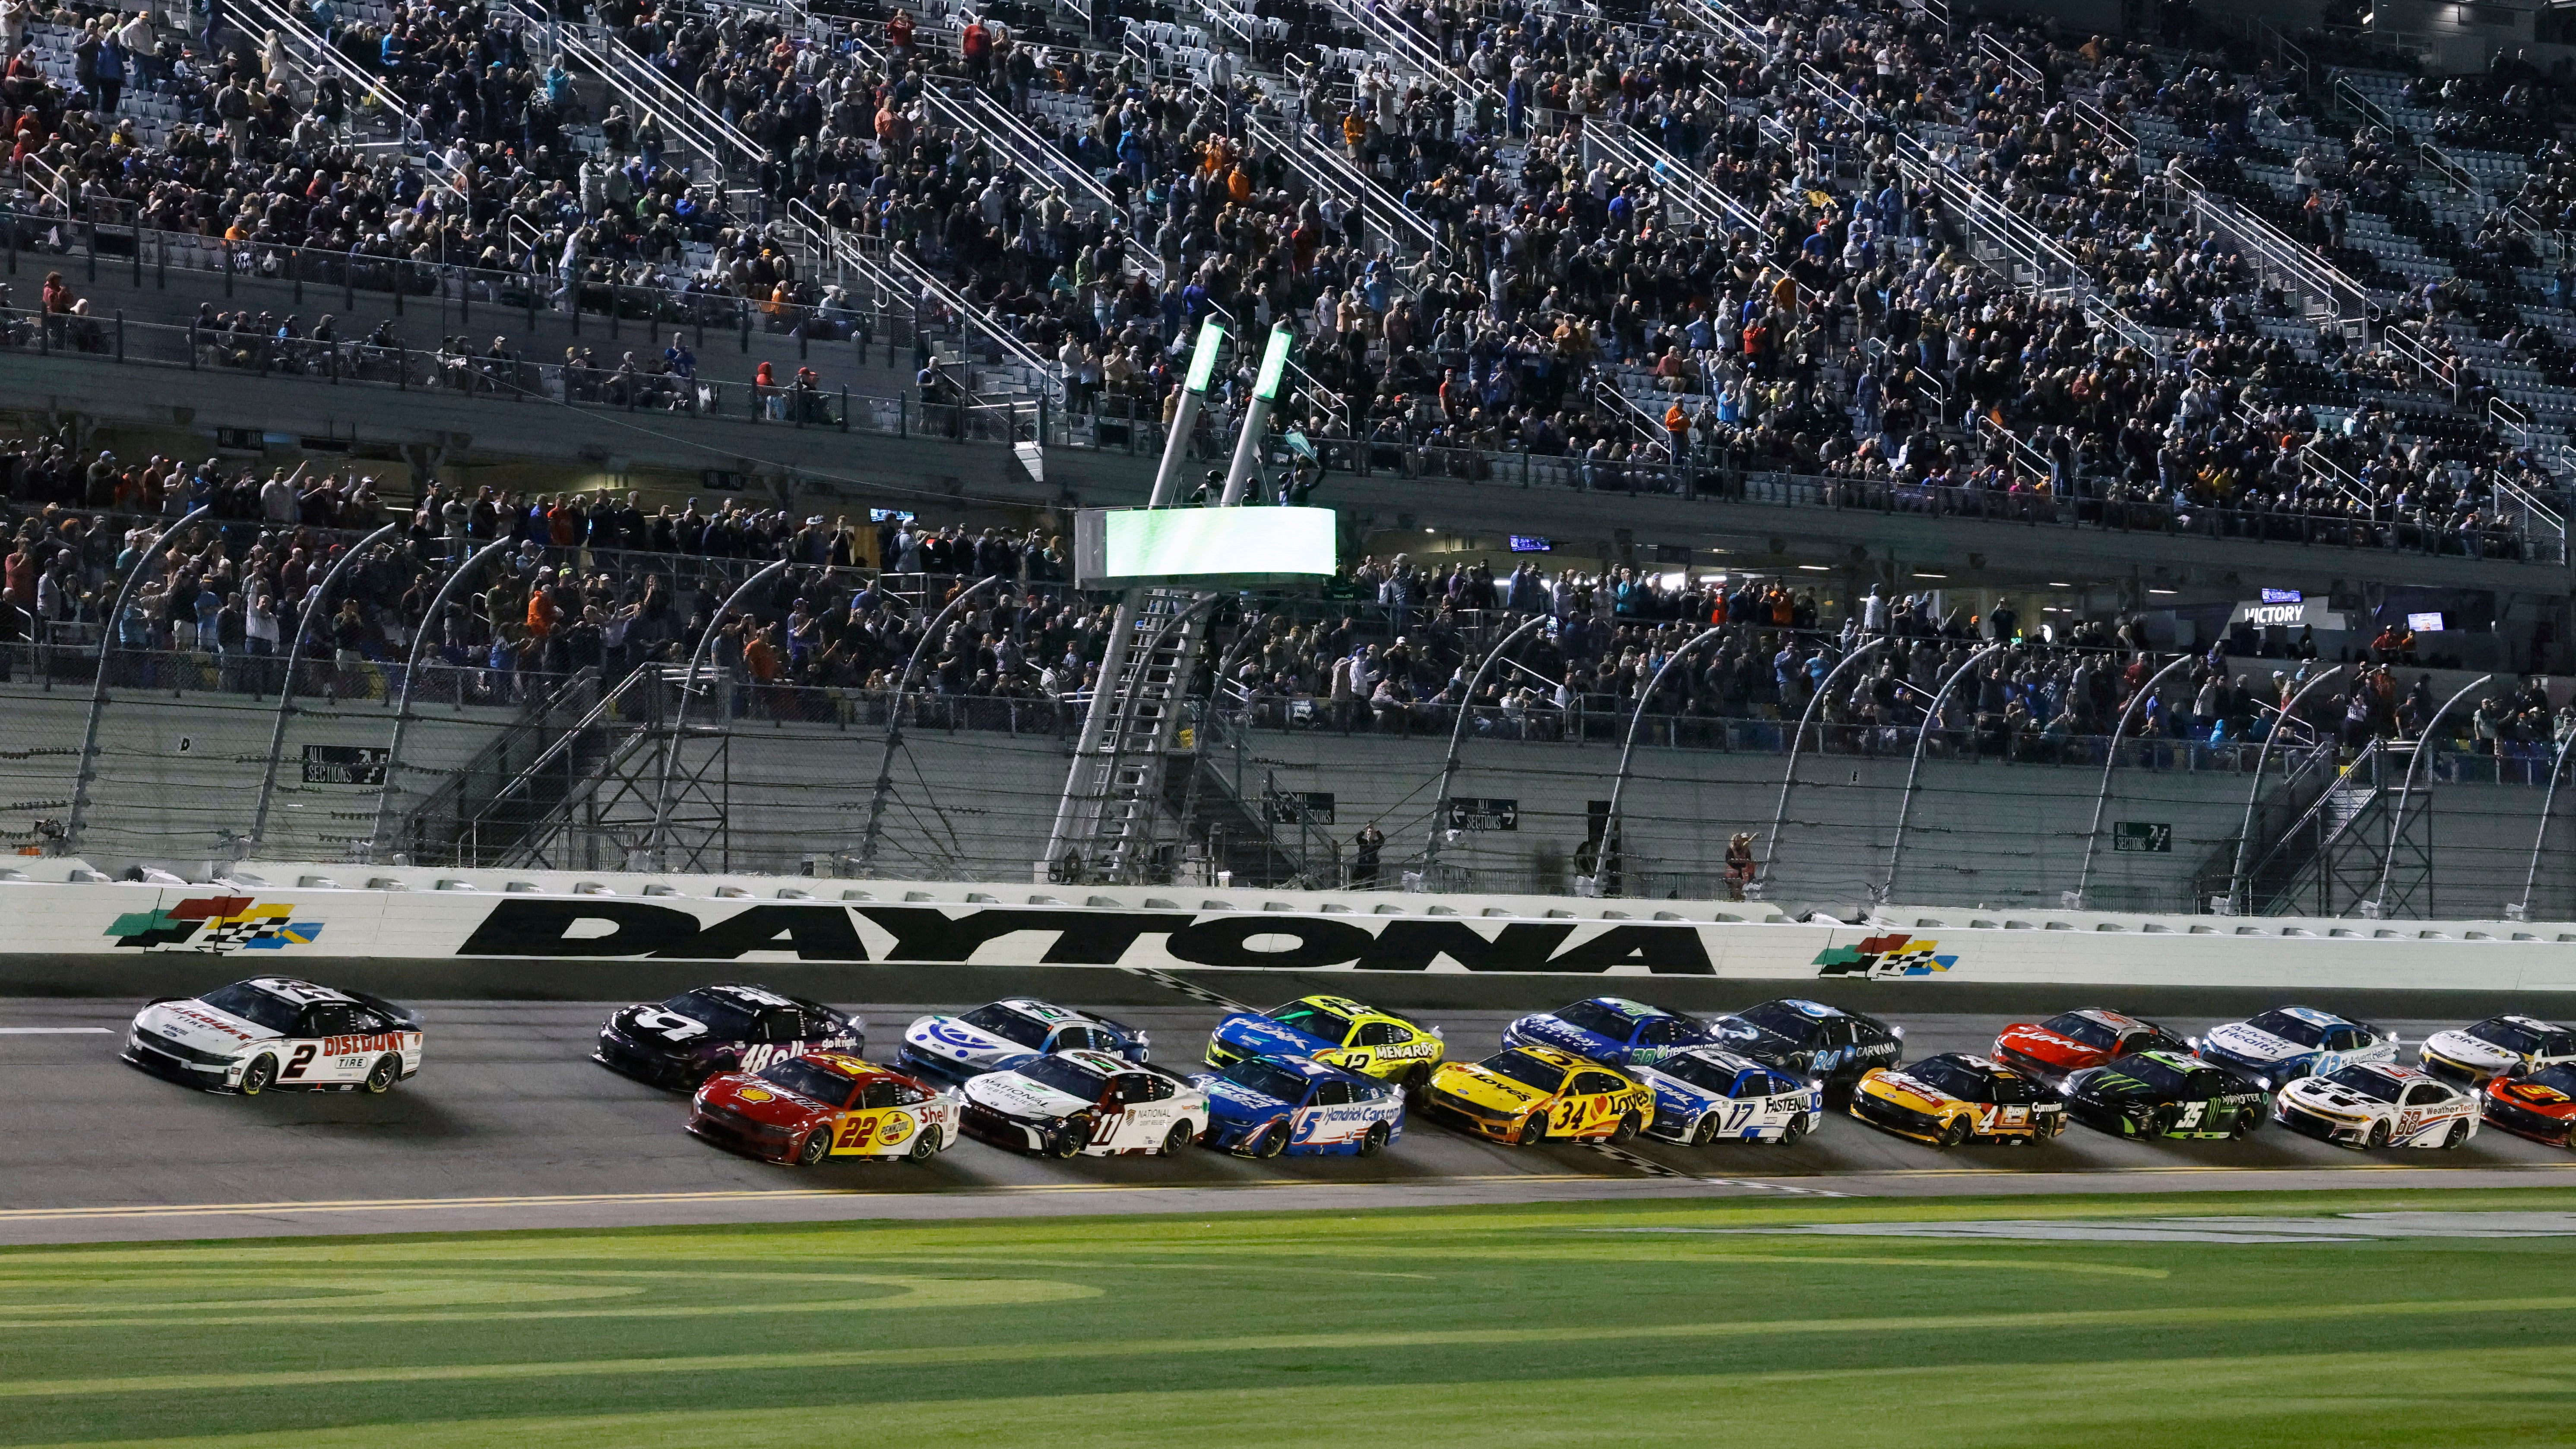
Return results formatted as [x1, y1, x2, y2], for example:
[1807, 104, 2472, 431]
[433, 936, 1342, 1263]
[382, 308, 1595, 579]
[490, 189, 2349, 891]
[0, 1028, 111, 1035]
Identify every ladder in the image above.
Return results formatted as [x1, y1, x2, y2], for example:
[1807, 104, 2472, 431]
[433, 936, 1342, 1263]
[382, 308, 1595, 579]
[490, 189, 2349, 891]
[1049, 589, 1210, 881]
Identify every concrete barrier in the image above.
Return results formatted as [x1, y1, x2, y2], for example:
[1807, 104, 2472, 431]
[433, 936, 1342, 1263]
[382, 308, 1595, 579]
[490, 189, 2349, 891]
[8, 860, 2576, 991]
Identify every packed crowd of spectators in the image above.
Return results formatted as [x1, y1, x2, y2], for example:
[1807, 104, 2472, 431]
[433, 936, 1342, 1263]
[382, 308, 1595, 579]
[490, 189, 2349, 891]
[3, 0, 2570, 561]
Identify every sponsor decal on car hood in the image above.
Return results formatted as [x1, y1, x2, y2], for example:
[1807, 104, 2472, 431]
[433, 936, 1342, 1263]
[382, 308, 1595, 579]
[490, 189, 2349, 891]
[908, 1016, 1013, 1062]
[1217, 1014, 1333, 1056]
[965, 1073, 1089, 1119]
[135, 1001, 270, 1054]
[2206, 1023, 2303, 1063]
[2423, 1031, 2516, 1068]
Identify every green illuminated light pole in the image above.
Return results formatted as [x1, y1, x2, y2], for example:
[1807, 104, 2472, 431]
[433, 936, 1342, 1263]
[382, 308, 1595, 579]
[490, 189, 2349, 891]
[1149, 318, 1227, 509]
[1218, 325, 1294, 505]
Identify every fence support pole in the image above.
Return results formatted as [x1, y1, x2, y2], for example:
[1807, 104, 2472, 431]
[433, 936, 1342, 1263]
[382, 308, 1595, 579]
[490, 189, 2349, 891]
[2072, 652, 2199, 908]
[2224, 664, 2348, 914]
[247, 521, 402, 853]
[1601, 626, 1728, 896]
[1881, 641, 2006, 903]
[646, 559, 791, 870]
[1421, 613, 1552, 882]
[2515, 726, 2576, 917]
[365, 539, 515, 862]
[859, 575, 1007, 872]
[2369, 674, 2495, 917]
[61, 503, 210, 855]
[1760, 637, 1887, 899]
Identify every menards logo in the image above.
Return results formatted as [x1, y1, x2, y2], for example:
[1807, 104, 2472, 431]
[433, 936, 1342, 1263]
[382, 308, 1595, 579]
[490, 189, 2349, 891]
[106, 896, 325, 953]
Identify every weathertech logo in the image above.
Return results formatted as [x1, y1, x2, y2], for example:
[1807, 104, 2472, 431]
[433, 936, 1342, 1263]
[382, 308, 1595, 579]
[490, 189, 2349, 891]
[1813, 933, 1956, 978]
[105, 896, 325, 953]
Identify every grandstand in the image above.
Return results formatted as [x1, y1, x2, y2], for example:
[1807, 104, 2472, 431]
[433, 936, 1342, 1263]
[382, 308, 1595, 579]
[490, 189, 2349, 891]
[2, 0, 2575, 925]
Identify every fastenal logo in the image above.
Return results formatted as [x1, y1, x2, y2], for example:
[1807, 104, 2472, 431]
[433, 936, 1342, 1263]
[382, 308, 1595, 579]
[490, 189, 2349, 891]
[1813, 932, 1956, 978]
[104, 896, 325, 953]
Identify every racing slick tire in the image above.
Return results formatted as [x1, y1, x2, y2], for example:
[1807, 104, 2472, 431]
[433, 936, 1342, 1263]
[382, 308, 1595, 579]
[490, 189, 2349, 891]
[1250, 1122, 1289, 1159]
[1937, 1114, 1972, 1149]
[2366, 1120, 2390, 1149]
[238, 1055, 278, 1097]
[360, 1054, 401, 1095]
[794, 1129, 832, 1167]
[1405, 1063, 1434, 1092]
[906, 1126, 942, 1163]
[2232, 1107, 2261, 1140]
[1160, 1120, 1196, 1157]
[1777, 1116, 1809, 1147]
[1691, 1113, 1719, 1147]
[2143, 1107, 2175, 1140]
[1359, 1122, 1389, 1157]
[1608, 1111, 1642, 1145]
[1515, 1113, 1548, 1147]
[2445, 1119, 2470, 1149]
[1050, 1114, 1093, 1159]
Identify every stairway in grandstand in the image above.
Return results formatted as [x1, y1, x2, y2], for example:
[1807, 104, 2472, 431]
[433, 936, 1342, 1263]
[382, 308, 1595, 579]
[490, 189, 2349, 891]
[2243, 739, 2434, 918]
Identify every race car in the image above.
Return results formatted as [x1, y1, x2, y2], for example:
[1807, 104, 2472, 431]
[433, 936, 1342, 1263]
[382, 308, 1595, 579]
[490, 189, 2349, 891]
[123, 977, 422, 1095]
[2480, 1063, 2576, 1147]
[594, 983, 861, 1090]
[958, 1048, 1209, 1158]
[1191, 1054, 1405, 1158]
[2273, 1062, 2478, 1149]
[2060, 1049, 2268, 1140]
[1631, 1047, 1824, 1146]
[1849, 1052, 2065, 1148]
[1993, 1009, 2191, 1085]
[1706, 998, 1903, 1086]
[687, 1051, 959, 1166]
[2417, 1015, 2576, 1087]
[1503, 996, 1719, 1068]
[897, 998, 1148, 1086]
[2190, 1006, 2397, 1089]
[1421, 1045, 1654, 1145]
[1205, 994, 1444, 1085]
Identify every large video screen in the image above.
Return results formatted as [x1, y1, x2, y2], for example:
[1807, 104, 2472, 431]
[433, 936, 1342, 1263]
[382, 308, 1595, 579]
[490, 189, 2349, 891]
[1076, 507, 1336, 588]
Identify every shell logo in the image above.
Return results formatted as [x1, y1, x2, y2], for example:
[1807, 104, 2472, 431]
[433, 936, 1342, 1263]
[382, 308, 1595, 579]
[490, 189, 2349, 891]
[877, 1111, 913, 1145]
[738, 1087, 774, 1103]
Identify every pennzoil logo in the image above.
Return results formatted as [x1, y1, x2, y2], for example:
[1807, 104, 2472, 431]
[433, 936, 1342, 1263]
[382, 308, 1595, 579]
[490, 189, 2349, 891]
[1813, 933, 1956, 979]
[105, 896, 325, 953]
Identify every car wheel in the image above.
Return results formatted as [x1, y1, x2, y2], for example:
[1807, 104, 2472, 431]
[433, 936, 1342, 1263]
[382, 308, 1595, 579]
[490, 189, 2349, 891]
[1691, 1112, 1719, 1147]
[2444, 1119, 2470, 1149]
[2231, 1106, 2260, 1140]
[1405, 1063, 1433, 1091]
[1778, 1115, 1809, 1147]
[360, 1054, 401, 1095]
[2143, 1107, 2174, 1140]
[238, 1055, 278, 1096]
[1160, 1120, 1196, 1156]
[1609, 1110, 1642, 1145]
[794, 1129, 832, 1167]
[905, 1126, 942, 1163]
[1516, 1113, 1548, 1147]
[1937, 1114, 1971, 1149]
[1051, 1114, 1092, 1159]
[2366, 1120, 2390, 1150]
[1251, 1121, 1289, 1159]
[1359, 1122, 1389, 1157]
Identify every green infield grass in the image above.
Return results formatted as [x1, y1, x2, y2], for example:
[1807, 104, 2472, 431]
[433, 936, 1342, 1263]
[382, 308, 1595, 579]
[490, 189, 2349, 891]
[8, 1187, 2576, 1447]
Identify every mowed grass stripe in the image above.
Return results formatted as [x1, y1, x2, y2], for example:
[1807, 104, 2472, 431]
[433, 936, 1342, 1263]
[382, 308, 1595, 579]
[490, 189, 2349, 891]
[0, 1174, 1618, 1223]
[15, 1294, 2576, 1400]
[16, 1348, 2576, 1449]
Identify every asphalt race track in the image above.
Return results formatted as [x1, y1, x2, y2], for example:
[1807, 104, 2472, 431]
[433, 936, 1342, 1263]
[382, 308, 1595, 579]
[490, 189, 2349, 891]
[8, 967, 2576, 1244]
